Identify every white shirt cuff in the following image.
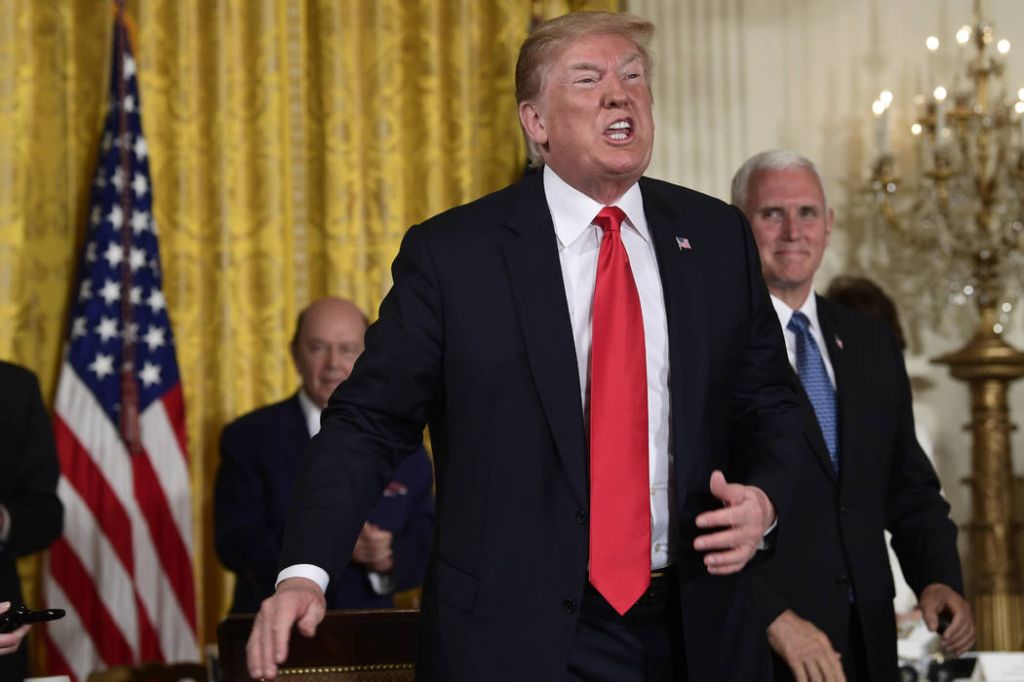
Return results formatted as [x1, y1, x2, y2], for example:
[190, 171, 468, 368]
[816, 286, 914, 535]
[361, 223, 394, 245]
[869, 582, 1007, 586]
[758, 518, 778, 551]
[367, 571, 395, 596]
[0, 504, 10, 543]
[276, 564, 329, 594]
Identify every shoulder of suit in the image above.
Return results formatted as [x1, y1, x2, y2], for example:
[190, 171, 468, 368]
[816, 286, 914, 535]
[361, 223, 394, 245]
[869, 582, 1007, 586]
[413, 175, 538, 237]
[818, 296, 902, 351]
[221, 394, 303, 439]
[0, 359, 39, 389]
[639, 175, 730, 208]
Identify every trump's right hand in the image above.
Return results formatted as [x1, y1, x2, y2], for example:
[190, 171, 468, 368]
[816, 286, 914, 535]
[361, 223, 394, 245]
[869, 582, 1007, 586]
[246, 577, 326, 680]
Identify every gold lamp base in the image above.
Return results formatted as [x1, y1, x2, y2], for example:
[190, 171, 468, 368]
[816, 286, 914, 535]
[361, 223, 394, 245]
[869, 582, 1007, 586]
[934, 328, 1024, 651]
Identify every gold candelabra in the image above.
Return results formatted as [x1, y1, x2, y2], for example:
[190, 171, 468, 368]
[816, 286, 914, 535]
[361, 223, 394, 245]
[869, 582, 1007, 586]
[861, 0, 1024, 651]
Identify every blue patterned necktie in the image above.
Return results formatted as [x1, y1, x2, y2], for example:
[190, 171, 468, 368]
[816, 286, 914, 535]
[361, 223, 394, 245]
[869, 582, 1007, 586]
[788, 311, 839, 471]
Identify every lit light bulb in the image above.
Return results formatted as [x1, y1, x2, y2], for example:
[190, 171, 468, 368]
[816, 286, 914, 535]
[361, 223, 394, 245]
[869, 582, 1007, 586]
[879, 90, 893, 107]
[997, 39, 1011, 54]
[872, 100, 886, 116]
[956, 25, 972, 44]
[926, 36, 940, 51]
[933, 86, 948, 101]
[911, 123, 923, 135]
[1016, 101, 1024, 114]
[1018, 87, 1024, 101]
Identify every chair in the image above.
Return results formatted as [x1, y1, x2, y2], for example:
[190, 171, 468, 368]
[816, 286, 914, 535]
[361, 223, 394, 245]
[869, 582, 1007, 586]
[85, 661, 207, 682]
[217, 609, 418, 682]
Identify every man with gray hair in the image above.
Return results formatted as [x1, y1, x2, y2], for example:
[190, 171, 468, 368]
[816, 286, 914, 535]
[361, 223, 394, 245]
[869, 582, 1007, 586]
[732, 150, 974, 681]
[247, 15, 805, 681]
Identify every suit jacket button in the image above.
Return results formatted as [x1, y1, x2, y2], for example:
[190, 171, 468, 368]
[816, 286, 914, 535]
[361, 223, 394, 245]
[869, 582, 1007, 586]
[576, 510, 588, 525]
[562, 599, 577, 613]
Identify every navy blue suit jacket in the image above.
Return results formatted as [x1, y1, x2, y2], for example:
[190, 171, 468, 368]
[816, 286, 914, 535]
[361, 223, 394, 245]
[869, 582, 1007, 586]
[279, 174, 805, 681]
[751, 297, 962, 681]
[214, 393, 433, 613]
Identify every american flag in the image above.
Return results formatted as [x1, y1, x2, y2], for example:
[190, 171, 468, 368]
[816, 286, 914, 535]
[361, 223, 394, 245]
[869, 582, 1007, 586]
[43, 9, 198, 680]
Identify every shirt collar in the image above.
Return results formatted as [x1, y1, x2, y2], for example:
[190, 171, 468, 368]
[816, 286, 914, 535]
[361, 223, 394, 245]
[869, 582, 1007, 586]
[770, 291, 822, 333]
[297, 388, 322, 437]
[543, 165, 649, 248]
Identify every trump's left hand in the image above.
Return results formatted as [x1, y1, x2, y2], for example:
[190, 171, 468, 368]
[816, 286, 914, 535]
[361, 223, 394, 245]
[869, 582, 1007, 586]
[693, 470, 775, 575]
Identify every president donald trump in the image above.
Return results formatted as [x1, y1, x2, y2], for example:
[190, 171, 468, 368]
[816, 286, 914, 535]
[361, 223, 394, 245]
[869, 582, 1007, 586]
[248, 12, 803, 681]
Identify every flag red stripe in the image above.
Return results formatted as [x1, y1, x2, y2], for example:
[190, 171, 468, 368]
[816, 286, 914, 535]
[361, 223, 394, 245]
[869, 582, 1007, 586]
[43, 631, 76, 682]
[135, 591, 163, 661]
[49, 537, 134, 665]
[162, 384, 190, 463]
[53, 414, 135, 575]
[132, 445, 197, 627]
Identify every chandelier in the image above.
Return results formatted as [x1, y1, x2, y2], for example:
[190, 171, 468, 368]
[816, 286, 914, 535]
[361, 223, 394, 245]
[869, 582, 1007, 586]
[855, 0, 1024, 651]
[853, 0, 1024, 343]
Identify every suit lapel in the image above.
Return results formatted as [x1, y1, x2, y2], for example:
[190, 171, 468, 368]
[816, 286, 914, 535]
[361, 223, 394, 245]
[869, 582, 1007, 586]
[640, 180, 708, 494]
[500, 177, 588, 507]
[816, 296, 851, 485]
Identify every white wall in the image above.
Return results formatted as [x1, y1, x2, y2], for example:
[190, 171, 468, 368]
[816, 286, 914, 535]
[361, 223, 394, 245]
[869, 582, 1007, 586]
[626, 0, 1024, 560]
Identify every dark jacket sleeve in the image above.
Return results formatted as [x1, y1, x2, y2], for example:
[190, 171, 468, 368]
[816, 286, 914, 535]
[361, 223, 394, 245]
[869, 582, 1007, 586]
[726, 206, 804, 520]
[883, 332, 963, 596]
[1, 364, 64, 556]
[281, 223, 444, 583]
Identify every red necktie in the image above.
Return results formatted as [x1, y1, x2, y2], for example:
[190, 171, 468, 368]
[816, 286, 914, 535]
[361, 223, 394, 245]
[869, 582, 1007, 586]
[589, 206, 650, 616]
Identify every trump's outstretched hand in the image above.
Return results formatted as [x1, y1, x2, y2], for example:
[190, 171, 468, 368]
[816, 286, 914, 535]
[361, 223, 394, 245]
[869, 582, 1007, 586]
[246, 577, 326, 680]
[693, 470, 775, 575]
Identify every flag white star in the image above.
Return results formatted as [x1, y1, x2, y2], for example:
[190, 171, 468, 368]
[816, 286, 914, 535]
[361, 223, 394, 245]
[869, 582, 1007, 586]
[86, 242, 97, 263]
[94, 173, 106, 189]
[123, 322, 139, 343]
[139, 361, 162, 387]
[134, 136, 148, 160]
[123, 55, 136, 79]
[101, 132, 113, 152]
[147, 289, 166, 313]
[79, 280, 92, 301]
[130, 210, 149, 234]
[88, 353, 115, 379]
[103, 243, 124, 267]
[130, 285, 142, 305]
[108, 205, 124, 229]
[123, 94, 135, 113]
[129, 247, 147, 272]
[112, 167, 126, 192]
[143, 325, 166, 351]
[132, 173, 148, 198]
[90, 207, 102, 226]
[99, 279, 121, 305]
[72, 316, 88, 338]
[95, 316, 119, 342]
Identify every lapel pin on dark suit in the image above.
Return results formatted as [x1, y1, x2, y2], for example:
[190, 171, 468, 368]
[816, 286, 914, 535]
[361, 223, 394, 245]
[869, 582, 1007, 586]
[835, 335, 844, 350]
[675, 236, 692, 251]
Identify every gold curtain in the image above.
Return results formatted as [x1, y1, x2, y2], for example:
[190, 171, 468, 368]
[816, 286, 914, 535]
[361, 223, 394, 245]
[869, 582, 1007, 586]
[1, 0, 618, 663]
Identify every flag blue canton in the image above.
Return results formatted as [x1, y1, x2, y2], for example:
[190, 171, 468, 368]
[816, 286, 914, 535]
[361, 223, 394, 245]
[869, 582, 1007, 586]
[66, 35, 179, 426]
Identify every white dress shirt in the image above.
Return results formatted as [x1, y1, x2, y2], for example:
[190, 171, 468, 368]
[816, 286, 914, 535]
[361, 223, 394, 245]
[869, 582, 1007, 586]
[770, 293, 836, 387]
[545, 165, 673, 570]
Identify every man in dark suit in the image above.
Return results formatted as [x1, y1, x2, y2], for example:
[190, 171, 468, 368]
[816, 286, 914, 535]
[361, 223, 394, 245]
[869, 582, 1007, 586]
[0, 360, 64, 679]
[732, 150, 975, 681]
[214, 297, 433, 613]
[248, 13, 805, 681]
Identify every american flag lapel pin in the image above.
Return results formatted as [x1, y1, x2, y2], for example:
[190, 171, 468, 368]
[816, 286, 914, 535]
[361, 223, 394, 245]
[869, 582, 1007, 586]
[676, 236, 692, 251]
[835, 335, 844, 350]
